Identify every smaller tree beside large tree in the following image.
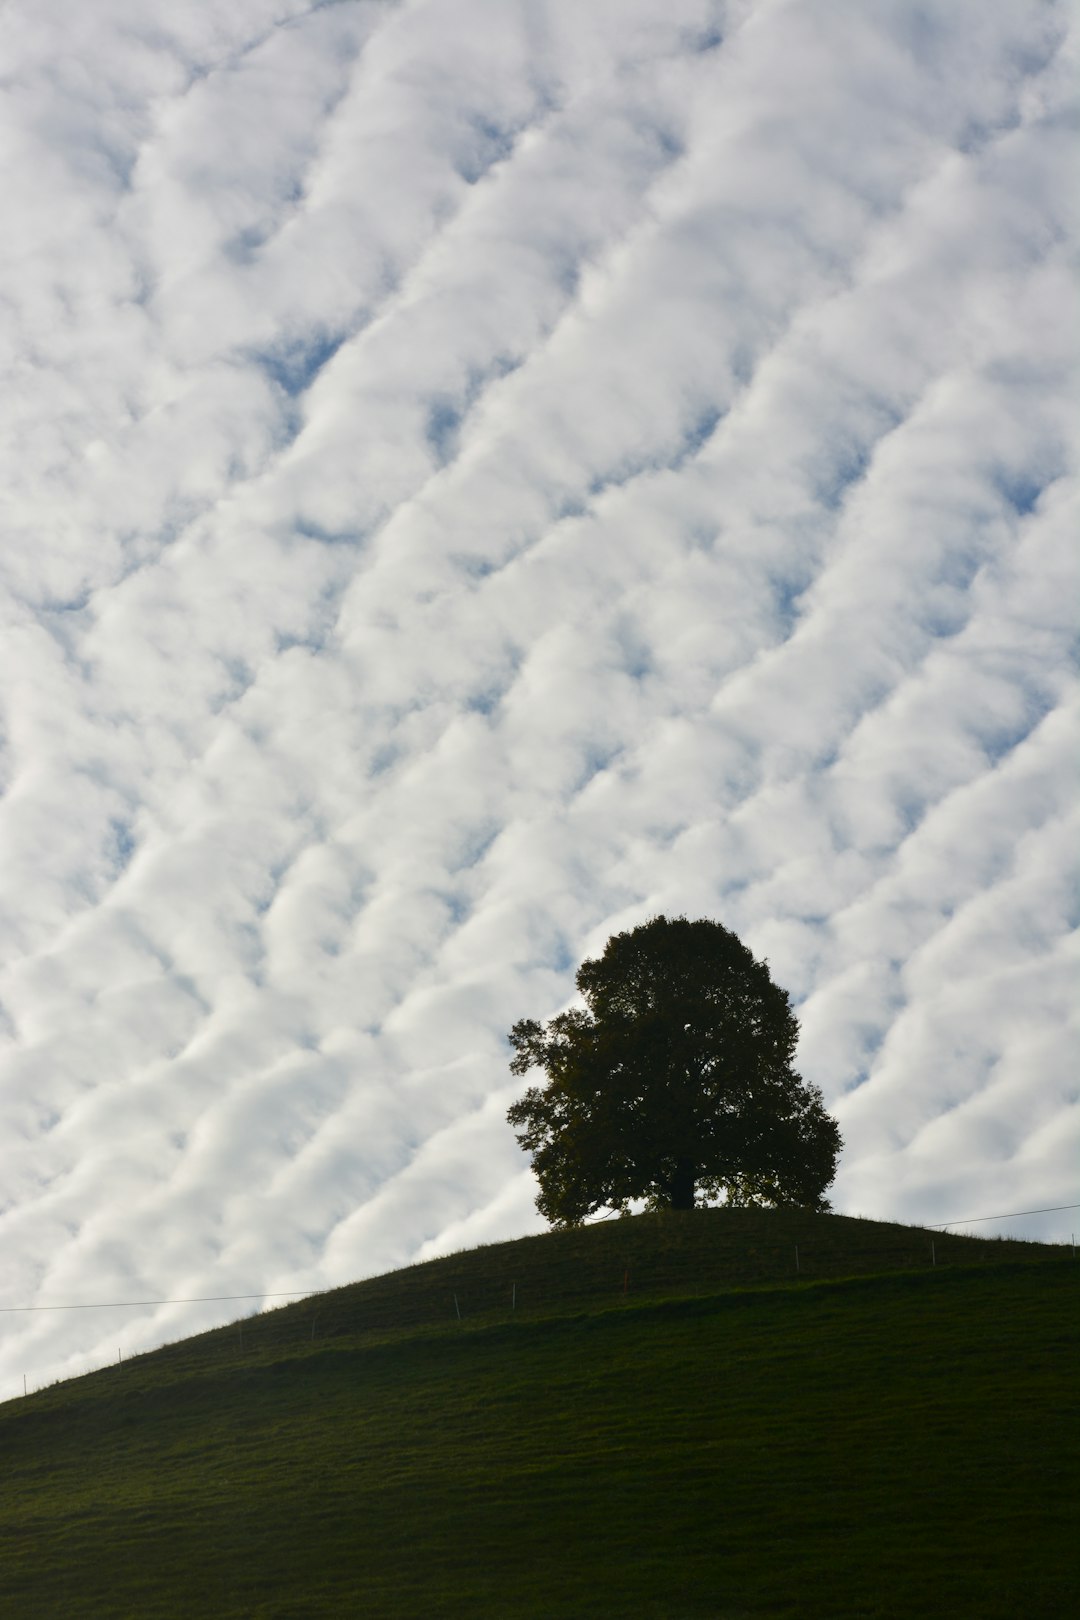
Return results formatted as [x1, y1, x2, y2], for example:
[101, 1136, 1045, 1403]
[506, 915, 841, 1226]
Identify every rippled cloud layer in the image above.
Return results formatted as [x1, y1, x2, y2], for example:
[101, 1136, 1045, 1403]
[1, 0, 1077, 1394]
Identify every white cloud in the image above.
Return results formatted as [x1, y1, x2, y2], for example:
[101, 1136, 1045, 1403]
[1, 0, 1077, 1396]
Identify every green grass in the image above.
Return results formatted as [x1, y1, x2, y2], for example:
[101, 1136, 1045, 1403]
[0, 1212, 1076, 1618]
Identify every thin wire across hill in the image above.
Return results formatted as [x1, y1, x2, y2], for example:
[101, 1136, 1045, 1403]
[142, 1207, 1062, 1377]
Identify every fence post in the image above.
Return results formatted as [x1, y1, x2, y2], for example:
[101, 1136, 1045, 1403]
[931, 1241, 936, 1268]
[795, 1245, 800, 1275]
[454, 1293, 461, 1321]
[511, 1282, 516, 1312]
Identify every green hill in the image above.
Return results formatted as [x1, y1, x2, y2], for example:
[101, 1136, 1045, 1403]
[1, 1211, 1075, 1619]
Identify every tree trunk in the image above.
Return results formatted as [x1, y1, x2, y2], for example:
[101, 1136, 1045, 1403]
[668, 1157, 696, 1210]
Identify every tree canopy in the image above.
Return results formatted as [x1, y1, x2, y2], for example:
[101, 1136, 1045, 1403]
[506, 915, 842, 1226]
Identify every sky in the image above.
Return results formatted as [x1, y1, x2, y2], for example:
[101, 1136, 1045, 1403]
[1, 0, 1077, 1397]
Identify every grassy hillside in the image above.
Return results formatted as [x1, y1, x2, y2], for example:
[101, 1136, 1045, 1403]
[0, 1212, 1075, 1619]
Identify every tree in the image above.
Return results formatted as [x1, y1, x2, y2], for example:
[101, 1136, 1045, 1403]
[506, 915, 841, 1227]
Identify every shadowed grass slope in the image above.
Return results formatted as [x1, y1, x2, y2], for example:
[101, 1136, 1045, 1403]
[0, 1211, 1075, 1619]
[112, 1207, 1062, 1374]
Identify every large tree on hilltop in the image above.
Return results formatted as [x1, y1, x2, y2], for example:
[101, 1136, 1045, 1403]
[506, 915, 842, 1227]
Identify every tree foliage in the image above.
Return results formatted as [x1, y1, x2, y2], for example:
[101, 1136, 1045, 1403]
[506, 915, 842, 1226]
